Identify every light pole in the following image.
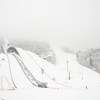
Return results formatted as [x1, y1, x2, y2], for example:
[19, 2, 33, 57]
[66, 60, 70, 80]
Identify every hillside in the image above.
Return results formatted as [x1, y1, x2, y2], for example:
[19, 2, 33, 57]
[0, 46, 100, 100]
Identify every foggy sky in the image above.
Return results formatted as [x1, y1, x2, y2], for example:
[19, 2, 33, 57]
[0, 0, 100, 51]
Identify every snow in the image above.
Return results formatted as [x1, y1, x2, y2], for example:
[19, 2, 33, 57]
[0, 88, 100, 100]
[0, 46, 100, 100]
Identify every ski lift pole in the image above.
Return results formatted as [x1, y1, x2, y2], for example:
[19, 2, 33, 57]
[41, 68, 44, 83]
[66, 60, 70, 80]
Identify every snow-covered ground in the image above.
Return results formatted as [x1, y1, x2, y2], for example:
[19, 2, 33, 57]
[0, 88, 100, 100]
[0, 46, 100, 100]
[53, 46, 100, 90]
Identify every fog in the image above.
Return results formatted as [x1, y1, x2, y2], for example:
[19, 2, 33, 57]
[0, 0, 100, 51]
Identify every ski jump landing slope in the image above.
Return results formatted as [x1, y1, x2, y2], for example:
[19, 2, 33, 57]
[0, 47, 69, 90]
[13, 48, 69, 88]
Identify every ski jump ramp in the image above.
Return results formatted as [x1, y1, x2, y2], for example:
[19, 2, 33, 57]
[0, 47, 67, 90]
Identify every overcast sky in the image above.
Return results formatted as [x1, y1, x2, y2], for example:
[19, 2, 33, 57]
[0, 0, 100, 50]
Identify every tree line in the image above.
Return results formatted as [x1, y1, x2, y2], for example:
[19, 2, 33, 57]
[76, 48, 100, 73]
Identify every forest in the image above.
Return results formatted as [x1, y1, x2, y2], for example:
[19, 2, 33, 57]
[76, 48, 100, 73]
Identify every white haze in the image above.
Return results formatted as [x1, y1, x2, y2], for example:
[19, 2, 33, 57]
[0, 0, 100, 51]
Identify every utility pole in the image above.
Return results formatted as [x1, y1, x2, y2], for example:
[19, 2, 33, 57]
[66, 60, 70, 80]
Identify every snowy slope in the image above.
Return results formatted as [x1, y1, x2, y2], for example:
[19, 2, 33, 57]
[0, 47, 69, 89]
[0, 46, 100, 100]
[8, 54, 34, 89]
[53, 46, 100, 89]
[16, 48, 70, 88]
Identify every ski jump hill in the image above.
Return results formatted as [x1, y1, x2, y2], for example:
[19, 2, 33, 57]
[0, 41, 100, 100]
[0, 41, 100, 91]
[0, 45, 69, 90]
